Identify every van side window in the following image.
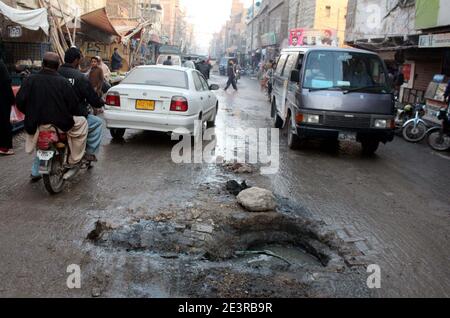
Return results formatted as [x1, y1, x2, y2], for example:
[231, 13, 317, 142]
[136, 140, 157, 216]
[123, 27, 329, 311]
[283, 54, 299, 77]
[296, 54, 304, 71]
[275, 55, 288, 76]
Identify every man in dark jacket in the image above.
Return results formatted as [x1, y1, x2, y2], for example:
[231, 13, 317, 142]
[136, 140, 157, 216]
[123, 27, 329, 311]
[197, 60, 210, 81]
[224, 60, 237, 91]
[0, 58, 15, 155]
[16, 52, 88, 179]
[58, 47, 104, 162]
[111, 48, 122, 72]
[163, 56, 173, 66]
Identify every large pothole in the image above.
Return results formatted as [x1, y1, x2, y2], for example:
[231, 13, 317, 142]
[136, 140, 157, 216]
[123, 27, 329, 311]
[88, 208, 348, 273]
[83, 181, 372, 297]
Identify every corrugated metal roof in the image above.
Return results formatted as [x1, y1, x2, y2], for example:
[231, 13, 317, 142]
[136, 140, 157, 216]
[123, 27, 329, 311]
[80, 7, 119, 36]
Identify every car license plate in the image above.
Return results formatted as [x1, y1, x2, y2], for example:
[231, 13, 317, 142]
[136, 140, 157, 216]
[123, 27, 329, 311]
[136, 100, 155, 111]
[338, 132, 357, 141]
[37, 150, 54, 160]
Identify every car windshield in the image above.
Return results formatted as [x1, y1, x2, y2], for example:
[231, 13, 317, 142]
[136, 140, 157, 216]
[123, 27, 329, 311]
[303, 50, 391, 93]
[157, 55, 181, 65]
[122, 68, 188, 89]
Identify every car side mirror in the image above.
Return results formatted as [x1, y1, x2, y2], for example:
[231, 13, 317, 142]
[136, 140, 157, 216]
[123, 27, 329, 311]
[290, 69, 300, 83]
[209, 84, 220, 90]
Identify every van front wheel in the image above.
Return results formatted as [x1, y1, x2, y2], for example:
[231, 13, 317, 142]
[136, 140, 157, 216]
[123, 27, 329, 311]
[286, 114, 302, 150]
[361, 139, 379, 156]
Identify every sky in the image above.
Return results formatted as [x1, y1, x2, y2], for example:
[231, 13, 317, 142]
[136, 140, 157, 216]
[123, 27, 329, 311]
[180, 0, 253, 54]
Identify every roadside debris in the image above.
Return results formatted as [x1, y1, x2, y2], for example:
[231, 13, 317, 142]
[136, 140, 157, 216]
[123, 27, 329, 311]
[226, 180, 249, 196]
[87, 221, 113, 241]
[223, 162, 255, 174]
[91, 287, 102, 298]
[235, 250, 292, 266]
[237, 187, 277, 212]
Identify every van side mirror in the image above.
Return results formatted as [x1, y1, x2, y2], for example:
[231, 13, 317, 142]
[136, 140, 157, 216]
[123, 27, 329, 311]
[290, 70, 300, 83]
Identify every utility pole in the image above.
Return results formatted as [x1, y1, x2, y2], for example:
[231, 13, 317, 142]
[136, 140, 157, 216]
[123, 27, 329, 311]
[250, 0, 255, 53]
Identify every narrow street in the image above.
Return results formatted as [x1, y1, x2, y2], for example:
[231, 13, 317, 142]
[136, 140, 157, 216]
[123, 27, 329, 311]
[0, 74, 449, 297]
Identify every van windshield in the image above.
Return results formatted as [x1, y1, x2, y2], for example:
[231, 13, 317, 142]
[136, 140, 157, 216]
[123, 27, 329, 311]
[303, 51, 391, 93]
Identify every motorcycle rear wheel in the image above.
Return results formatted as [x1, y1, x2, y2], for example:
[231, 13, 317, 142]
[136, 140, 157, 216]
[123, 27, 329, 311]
[43, 156, 65, 194]
[427, 131, 450, 152]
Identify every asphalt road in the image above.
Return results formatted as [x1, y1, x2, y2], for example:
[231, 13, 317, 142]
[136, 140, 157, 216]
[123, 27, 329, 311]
[0, 74, 448, 297]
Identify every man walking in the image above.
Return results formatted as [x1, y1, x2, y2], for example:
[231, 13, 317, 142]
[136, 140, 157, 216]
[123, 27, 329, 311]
[224, 60, 237, 92]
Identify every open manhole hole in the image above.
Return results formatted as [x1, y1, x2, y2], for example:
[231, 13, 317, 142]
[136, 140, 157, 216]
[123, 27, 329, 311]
[234, 244, 323, 267]
[87, 210, 345, 272]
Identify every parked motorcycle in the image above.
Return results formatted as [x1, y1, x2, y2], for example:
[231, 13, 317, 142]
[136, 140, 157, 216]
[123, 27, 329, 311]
[395, 103, 414, 135]
[426, 108, 450, 152]
[36, 127, 92, 194]
[402, 104, 428, 143]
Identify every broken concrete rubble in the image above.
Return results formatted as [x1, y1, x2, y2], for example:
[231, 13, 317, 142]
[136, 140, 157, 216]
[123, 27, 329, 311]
[237, 187, 277, 212]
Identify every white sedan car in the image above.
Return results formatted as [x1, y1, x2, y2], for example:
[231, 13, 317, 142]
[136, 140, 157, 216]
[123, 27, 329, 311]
[104, 66, 219, 139]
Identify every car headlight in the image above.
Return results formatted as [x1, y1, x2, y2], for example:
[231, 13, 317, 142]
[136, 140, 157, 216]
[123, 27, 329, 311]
[374, 119, 394, 129]
[304, 114, 320, 124]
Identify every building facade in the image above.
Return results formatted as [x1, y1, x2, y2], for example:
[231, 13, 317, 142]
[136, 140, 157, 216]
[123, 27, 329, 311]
[288, 0, 348, 47]
[246, 0, 289, 63]
[345, 0, 450, 107]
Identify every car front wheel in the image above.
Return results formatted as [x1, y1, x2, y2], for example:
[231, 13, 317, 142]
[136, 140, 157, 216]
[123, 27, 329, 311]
[110, 128, 126, 139]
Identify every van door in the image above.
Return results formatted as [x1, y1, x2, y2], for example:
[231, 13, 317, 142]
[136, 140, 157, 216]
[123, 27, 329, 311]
[273, 54, 288, 115]
[281, 53, 299, 120]
[287, 53, 304, 115]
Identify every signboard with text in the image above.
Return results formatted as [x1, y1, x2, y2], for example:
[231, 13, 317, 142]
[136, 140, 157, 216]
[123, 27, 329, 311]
[419, 33, 450, 48]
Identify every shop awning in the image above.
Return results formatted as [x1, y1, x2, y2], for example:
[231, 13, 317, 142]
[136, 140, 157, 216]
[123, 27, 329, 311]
[149, 33, 161, 44]
[110, 19, 140, 36]
[80, 7, 119, 36]
[0, 1, 49, 35]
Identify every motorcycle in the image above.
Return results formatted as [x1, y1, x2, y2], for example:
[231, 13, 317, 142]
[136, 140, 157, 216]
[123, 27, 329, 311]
[36, 127, 92, 194]
[426, 108, 450, 152]
[402, 104, 428, 143]
[395, 103, 414, 135]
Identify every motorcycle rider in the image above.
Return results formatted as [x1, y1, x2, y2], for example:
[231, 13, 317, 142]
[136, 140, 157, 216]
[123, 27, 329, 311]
[58, 47, 105, 163]
[16, 52, 88, 181]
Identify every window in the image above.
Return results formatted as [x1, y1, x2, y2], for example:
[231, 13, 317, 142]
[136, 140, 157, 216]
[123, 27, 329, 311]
[325, 6, 331, 17]
[283, 54, 298, 77]
[275, 54, 288, 76]
[198, 73, 210, 91]
[122, 68, 188, 89]
[192, 72, 204, 91]
[303, 50, 390, 93]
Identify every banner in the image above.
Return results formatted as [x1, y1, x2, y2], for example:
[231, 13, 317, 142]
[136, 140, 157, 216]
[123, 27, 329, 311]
[416, 0, 450, 29]
[288, 29, 337, 47]
[0, 1, 49, 35]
